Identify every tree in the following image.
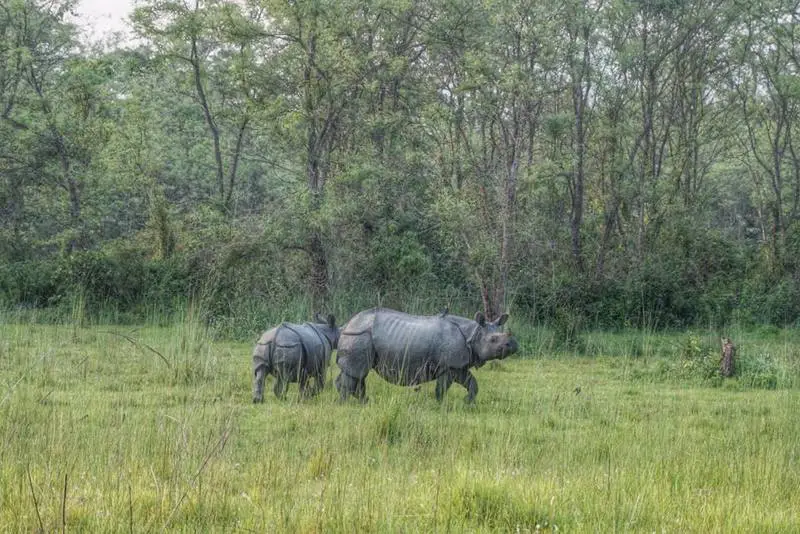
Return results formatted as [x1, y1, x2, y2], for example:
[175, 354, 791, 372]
[428, 0, 551, 319]
[0, 0, 110, 255]
[132, 0, 263, 216]
[732, 0, 800, 270]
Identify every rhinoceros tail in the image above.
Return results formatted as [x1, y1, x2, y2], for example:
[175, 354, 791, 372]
[252, 339, 274, 376]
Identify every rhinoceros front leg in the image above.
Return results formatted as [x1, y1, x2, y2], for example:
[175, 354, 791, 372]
[435, 372, 454, 401]
[335, 372, 367, 402]
[437, 369, 478, 403]
[253, 367, 267, 403]
[453, 369, 478, 403]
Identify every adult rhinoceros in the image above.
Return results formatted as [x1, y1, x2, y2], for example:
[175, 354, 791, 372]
[334, 308, 518, 403]
[252, 313, 339, 402]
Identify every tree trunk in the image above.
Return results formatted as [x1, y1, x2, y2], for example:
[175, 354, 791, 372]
[309, 231, 328, 309]
[493, 159, 519, 319]
[720, 338, 736, 378]
[190, 34, 227, 214]
[570, 23, 591, 274]
[303, 25, 330, 307]
[65, 168, 84, 253]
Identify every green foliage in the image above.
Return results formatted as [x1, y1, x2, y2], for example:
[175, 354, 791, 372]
[677, 333, 720, 381]
[740, 276, 800, 326]
[0, 250, 189, 322]
[3, 0, 800, 330]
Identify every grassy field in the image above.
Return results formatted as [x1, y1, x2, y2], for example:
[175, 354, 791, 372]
[1, 317, 799, 532]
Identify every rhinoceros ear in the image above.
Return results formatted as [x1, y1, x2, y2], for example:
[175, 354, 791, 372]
[314, 312, 326, 324]
[495, 313, 509, 326]
[474, 312, 486, 326]
[327, 314, 336, 328]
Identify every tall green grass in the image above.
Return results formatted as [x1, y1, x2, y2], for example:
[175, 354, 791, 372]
[1, 313, 799, 531]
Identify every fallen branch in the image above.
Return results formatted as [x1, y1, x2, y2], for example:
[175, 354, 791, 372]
[160, 418, 234, 530]
[26, 464, 44, 534]
[99, 331, 171, 369]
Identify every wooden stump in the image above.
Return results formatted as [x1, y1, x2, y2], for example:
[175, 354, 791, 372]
[720, 337, 736, 377]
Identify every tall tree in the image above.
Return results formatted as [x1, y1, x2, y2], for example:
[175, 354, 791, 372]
[562, 0, 601, 272]
[132, 0, 261, 216]
[430, 0, 550, 319]
[732, 0, 800, 269]
[0, 0, 108, 255]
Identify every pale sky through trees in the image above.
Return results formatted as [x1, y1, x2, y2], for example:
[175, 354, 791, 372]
[74, 0, 135, 41]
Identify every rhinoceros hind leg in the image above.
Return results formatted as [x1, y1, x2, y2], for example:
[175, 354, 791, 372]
[299, 371, 324, 399]
[273, 377, 288, 399]
[311, 372, 326, 396]
[253, 367, 267, 403]
[356, 377, 368, 403]
[298, 373, 310, 398]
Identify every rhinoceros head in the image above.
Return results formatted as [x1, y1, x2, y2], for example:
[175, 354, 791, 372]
[313, 312, 341, 349]
[471, 312, 518, 362]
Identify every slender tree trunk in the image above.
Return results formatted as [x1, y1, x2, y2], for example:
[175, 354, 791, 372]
[568, 14, 593, 273]
[308, 231, 328, 307]
[225, 115, 249, 210]
[571, 76, 588, 272]
[64, 163, 83, 253]
[492, 159, 518, 319]
[190, 34, 227, 213]
[29, 67, 85, 253]
[596, 195, 619, 280]
[303, 25, 330, 308]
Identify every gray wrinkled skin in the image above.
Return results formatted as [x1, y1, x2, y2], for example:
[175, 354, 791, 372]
[252, 313, 339, 402]
[334, 308, 518, 403]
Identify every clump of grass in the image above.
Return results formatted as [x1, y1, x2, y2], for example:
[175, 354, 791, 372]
[373, 401, 405, 445]
[306, 446, 333, 479]
[735, 351, 779, 389]
[485, 360, 509, 372]
[551, 306, 587, 353]
[445, 477, 559, 532]
[168, 303, 217, 385]
[677, 332, 720, 381]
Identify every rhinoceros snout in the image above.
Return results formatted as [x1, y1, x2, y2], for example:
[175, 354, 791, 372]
[502, 338, 519, 358]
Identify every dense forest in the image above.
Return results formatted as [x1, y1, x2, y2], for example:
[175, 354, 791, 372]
[1, 0, 799, 336]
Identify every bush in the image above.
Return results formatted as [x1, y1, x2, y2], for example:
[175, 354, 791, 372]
[0, 250, 190, 323]
[678, 333, 720, 381]
[740, 277, 800, 326]
[0, 259, 65, 307]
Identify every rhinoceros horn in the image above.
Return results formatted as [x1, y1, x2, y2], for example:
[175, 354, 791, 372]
[474, 311, 509, 327]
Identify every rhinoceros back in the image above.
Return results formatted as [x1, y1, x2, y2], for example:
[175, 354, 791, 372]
[292, 323, 333, 372]
[373, 311, 473, 384]
[336, 308, 473, 386]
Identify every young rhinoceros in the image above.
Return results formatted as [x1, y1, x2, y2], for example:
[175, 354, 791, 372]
[334, 308, 518, 403]
[252, 313, 339, 402]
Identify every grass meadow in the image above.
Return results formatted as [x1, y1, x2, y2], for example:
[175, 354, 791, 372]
[1, 313, 799, 532]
